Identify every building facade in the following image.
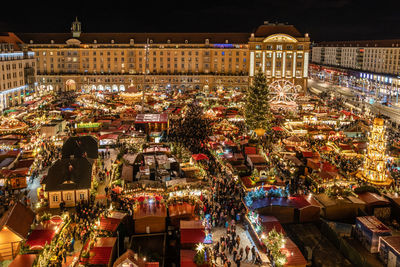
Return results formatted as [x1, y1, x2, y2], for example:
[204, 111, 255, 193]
[312, 40, 400, 76]
[311, 40, 400, 103]
[0, 33, 36, 110]
[16, 20, 310, 94]
[248, 22, 310, 91]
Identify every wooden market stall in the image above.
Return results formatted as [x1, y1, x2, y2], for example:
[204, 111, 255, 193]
[378, 235, 400, 267]
[314, 193, 366, 221]
[356, 192, 391, 218]
[249, 196, 321, 224]
[281, 238, 308, 267]
[354, 216, 391, 253]
[113, 249, 159, 267]
[168, 203, 196, 227]
[133, 204, 167, 234]
[8, 254, 37, 267]
[0, 202, 34, 260]
[82, 237, 117, 267]
[180, 220, 205, 249]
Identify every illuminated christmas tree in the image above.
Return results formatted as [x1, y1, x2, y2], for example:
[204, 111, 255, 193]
[359, 118, 392, 186]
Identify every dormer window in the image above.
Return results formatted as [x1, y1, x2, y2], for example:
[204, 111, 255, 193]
[150, 39, 153, 44]
[167, 39, 171, 44]
[225, 40, 229, 44]
[30, 40, 33, 44]
[205, 39, 209, 45]
[185, 40, 188, 44]
[111, 40, 114, 44]
[51, 40, 54, 44]
[94, 40, 97, 44]
[130, 39, 134, 45]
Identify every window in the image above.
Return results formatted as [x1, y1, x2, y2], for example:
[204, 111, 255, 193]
[79, 193, 85, 200]
[66, 193, 72, 201]
[276, 45, 283, 50]
[52, 195, 59, 202]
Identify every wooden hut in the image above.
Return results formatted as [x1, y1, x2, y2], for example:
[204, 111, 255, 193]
[281, 238, 308, 267]
[378, 235, 400, 267]
[314, 194, 366, 221]
[113, 249, 159, 267]
[356, 192, 391, 219]
[0, 202, 34, 260]
[133, 204, 167, 234]
[85, 237, 117, 267]
[168, 203, 196, 227]
[354, 216, 391, 253]
[249, 196, 320, 224]
[9, 254, 37, 267]
[180, 220, 205, 249]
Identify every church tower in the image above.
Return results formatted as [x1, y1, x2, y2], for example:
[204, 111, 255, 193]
[71, 17, 82, 38]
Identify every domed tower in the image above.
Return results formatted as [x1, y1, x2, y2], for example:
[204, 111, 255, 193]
[71, 17, 82, 38]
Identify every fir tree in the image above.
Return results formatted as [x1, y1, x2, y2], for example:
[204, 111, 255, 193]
[245, 71, 271, 131]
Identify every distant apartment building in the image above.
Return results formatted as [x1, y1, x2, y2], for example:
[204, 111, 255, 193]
[311, 40, 400, 100]
[312, 40, 400, 76]
[0, 33, 36, 110]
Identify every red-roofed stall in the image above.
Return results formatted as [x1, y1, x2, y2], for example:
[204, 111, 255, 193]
[180, 220, 205, 249]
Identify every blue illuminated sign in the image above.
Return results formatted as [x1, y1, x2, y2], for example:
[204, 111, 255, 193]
[212, 44, 234, 48]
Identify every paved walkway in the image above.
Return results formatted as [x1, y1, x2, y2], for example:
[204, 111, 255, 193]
[212, 225, 270, 266]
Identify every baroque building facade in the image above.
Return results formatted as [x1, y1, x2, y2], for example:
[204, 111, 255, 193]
[16, 20, 310, 94]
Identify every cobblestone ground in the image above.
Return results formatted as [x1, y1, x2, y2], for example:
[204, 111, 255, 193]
[211, 225, 270, 266]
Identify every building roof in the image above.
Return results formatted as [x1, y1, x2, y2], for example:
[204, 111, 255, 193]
[380, 235, 400, 255]
[61, 135, 98, 159]
[315, 39, 400, 48]
[43, 157, 92, 191]
[133, 204, 167, 219]
[17, 32, 250, 45]
[253, 23, 303, 38]
[356, 192, 390, 206]
[180, 220, 204, 229]
[135, 113, 168, 124]
[0, 32, 24, 50]
[0, 202, 34, 240]
[356, 216, 391, 233]
[281, 238, 307, 267]
[250, 196, 321, 210]
[8, 254, 37, 267]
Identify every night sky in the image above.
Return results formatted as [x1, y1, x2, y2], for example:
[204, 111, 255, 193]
[1, 0, 399, 42]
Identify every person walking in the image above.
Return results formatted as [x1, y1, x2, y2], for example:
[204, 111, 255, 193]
[251, 246, 256, 263]
[236, 235, 240, 249]
[245, 245, 250, 261]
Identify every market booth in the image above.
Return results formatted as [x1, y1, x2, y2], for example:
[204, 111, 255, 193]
[113, 249, 159, 267]
[281, 238, 308, 267]
[314, 193, 366, 221]
[180, 220, 205, 249]
[8, 254, 37, 267]
[26, 215, 64, 250]
[249, 196, 321, 223]
[168, 203, 196, 227]
[0, 202, 34, 260]
[354, 216, 391, 253]
[133, 203, 167, 234]
[134, 113, 168, 134]
[99, 211, 129, 235]
[180, 249, 197, 267]
[379, 235, 400, 267]
[81, 237, 117, 267]
[356, 192, 391, 218]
